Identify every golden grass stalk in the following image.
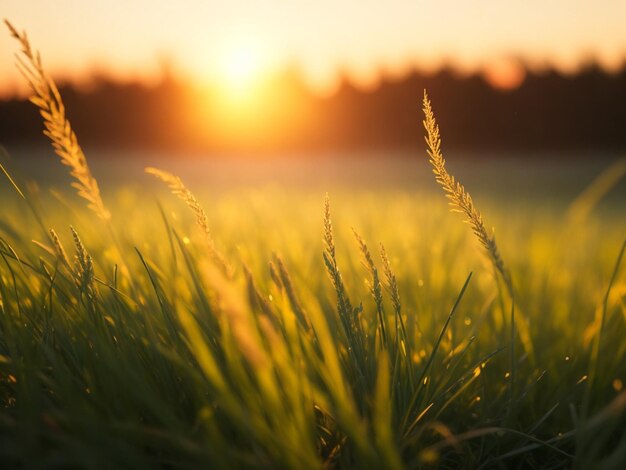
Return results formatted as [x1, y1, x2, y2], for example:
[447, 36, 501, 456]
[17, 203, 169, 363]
[422, 91, 511, 291]
[352, 228, 387, 345]
[323, 195, 370, 372]
[70, 226, 95, 298]
[379, 242, 410, 348]
[323, 194, 354, 323]
[5, 20, 109, 221]
[145, 167, 232, 278]
[422, 91, 536, 416]
[49, 228, 71, 269]
[379, 243, 401, 320]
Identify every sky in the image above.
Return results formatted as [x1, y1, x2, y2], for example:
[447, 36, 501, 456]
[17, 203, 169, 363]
[2, 0, 626, 96]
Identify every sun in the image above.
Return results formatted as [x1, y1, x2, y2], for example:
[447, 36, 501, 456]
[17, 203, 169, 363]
[215, 37, 266, 99]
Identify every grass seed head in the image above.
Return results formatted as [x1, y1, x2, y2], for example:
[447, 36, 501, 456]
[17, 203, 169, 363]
[422, 90, 511, 291]
[70, 226, 95, 298]
[6, 20, 109, 221]
[145, 166, 233, 278]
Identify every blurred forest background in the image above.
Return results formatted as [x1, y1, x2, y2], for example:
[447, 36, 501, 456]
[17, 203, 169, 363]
[2, 62, 626, 157]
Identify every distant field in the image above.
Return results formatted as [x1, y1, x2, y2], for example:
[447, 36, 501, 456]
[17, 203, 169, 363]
[0, 147, 625, 467]
[4, 145, 626, 200]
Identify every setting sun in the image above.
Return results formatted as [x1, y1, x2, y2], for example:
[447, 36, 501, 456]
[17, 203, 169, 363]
[215, 37, 266, 99]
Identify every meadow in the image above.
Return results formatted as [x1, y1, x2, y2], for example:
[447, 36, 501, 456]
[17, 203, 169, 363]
[1, 21, 626, 469]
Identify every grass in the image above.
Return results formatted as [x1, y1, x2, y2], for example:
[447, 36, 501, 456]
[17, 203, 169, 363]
[0, 20, 626, 469]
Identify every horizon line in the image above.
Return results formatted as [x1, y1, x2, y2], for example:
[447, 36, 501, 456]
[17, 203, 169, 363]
[2, 53, 626, 100]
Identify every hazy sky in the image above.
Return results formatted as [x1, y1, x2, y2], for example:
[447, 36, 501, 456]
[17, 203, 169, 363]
[2, 0, 626, 95]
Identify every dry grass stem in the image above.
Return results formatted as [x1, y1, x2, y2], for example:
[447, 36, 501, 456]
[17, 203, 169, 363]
[353, 229, 387, 344]
[145, 167, 232, 278]
[422, 91, 511, 291]
[5, 20, 109, 220]
[70, 226, 95, 298]
[49, 228, 71, 269]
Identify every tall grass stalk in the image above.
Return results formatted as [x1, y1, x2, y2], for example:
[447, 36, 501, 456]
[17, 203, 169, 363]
[352, 228, 387, 347]
[5, 20, 109, 222]
[145, 167, 232, 278]
[323, 195, 369, 389]
[70, 226, 96, 301]
[4, 21, 142, 292]
[422, 91, 510, 291]
[422, 91, 519, 416]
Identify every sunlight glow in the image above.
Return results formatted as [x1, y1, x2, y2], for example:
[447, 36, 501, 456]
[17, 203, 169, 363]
[483, 59, 526, 90]
[3, 0, 626, 97]
[215, 37, 266, 100]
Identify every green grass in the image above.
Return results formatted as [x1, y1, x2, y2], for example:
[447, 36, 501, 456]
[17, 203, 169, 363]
[0, 162, 625, 468]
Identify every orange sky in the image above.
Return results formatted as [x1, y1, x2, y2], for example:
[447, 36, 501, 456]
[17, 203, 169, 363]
[2, 0, 626, 97]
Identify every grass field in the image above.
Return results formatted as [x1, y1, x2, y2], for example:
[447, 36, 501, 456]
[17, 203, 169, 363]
[1, 146, 625, 468]
[1, 20, 626, 469]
